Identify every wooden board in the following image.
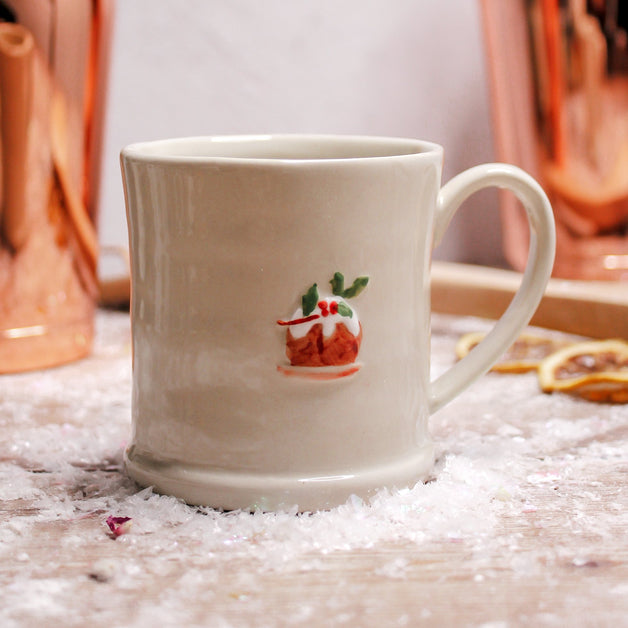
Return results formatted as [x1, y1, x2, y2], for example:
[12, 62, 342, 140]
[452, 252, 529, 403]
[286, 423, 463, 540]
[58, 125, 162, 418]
[431, 261, 628, 339]
[101, 261, 628, 339]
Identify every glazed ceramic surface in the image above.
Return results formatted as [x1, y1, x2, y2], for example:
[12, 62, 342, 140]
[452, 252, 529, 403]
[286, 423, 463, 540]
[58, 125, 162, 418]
[121, 135, 555, 511]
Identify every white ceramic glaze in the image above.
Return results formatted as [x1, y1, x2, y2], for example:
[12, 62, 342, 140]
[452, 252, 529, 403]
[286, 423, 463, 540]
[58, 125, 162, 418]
[121, 134, 555, 511]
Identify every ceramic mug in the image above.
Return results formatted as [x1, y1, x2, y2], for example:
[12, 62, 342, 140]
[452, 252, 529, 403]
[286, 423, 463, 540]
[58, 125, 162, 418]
[121, 135, 555, 511]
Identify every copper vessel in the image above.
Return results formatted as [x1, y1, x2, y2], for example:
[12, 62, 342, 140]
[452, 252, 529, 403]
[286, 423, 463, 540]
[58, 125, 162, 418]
[0, 0, 114, 372]
[481, 0, 628, 280]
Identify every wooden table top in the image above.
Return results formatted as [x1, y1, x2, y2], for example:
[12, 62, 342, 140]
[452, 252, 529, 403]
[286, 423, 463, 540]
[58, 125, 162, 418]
[1, 310, 626, 627]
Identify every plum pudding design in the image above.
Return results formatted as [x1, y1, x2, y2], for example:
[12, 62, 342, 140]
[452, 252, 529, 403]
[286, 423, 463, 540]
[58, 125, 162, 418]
[277, 272, 369, 380]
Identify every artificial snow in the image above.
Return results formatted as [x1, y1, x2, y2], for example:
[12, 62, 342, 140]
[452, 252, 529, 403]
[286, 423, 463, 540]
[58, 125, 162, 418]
[0, 311, 626, 627]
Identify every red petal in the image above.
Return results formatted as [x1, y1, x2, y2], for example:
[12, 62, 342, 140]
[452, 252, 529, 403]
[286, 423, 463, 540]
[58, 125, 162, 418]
[106, 516, 133, 537]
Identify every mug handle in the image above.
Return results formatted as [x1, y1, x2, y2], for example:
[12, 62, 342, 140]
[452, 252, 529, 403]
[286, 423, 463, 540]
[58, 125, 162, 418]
[428, 163, 556, 414]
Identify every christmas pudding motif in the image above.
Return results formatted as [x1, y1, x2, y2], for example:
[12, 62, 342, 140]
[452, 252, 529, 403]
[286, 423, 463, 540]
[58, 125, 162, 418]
[277, 272, 369, 380]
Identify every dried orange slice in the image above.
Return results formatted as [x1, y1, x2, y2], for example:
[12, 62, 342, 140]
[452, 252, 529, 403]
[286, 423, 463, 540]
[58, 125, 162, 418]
[455, 332, 572, 373]
[538, 339, 628, 403]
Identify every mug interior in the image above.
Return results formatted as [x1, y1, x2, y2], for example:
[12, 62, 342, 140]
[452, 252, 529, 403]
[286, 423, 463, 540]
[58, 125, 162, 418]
[122, 134, 442, 162]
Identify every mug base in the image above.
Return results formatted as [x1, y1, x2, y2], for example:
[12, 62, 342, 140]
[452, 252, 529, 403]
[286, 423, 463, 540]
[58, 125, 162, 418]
[123, 444, 435, 512]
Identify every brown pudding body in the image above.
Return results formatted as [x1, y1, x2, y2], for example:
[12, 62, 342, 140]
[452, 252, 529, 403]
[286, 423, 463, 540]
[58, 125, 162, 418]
[286, 322, 362, 367]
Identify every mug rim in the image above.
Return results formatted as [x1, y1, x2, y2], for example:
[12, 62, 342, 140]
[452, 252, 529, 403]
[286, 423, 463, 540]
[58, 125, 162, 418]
[120, 134, 444, 165]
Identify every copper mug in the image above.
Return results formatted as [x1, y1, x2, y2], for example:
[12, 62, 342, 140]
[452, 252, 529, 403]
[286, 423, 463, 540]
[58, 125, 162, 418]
[0, 1, 113, 372]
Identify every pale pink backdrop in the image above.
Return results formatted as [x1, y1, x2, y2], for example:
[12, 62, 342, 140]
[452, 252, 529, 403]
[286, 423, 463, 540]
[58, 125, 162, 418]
[100, 0, 506, 268]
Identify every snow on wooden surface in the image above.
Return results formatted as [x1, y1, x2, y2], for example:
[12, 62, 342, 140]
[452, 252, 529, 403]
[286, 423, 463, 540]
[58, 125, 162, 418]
[1, 311, 626, 627]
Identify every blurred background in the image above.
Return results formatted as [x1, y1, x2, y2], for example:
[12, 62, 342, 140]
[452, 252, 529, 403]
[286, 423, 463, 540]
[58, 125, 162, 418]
[99, 0, 505, 268]
[3, 0, 625, 372]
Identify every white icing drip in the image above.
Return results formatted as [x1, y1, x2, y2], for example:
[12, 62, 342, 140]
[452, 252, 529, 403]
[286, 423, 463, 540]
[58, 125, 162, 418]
[287, 297, 361, 339]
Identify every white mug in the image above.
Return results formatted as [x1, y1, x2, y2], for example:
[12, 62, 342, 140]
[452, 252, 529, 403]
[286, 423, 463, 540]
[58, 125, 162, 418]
[121, 135, 555, 511]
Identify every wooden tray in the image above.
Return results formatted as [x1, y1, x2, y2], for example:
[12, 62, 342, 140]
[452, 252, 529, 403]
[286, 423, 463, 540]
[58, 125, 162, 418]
[431, 261, 628, 339]
[99, 261, 627, 339]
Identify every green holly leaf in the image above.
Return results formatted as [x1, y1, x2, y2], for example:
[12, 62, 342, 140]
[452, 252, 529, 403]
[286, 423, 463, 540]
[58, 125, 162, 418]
[336, 302, 353, 318]
[330, 272, 345, 296]
[342, 276, 369, 299]
[302, 283, 319, 316]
